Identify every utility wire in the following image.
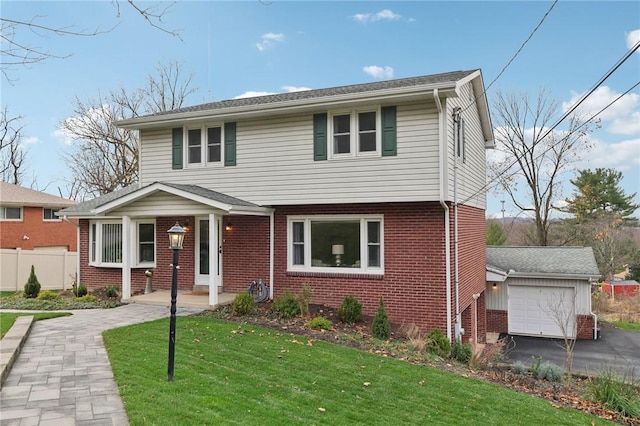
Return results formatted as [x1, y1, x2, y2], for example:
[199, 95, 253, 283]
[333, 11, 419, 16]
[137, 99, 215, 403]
[461, 39, 640, 206]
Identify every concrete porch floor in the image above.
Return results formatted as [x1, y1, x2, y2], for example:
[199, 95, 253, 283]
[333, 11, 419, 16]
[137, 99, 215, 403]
[128, 290, 236, 309]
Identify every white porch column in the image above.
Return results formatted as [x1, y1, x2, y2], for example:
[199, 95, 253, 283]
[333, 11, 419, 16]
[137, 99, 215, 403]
[208, 213, 219, 307]
[121, 215, 132, 300]
[269, 211, 274, 300]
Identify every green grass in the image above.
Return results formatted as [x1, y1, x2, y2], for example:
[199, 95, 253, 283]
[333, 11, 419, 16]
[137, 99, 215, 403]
[610, 321, 640, 331]
[0, 312, 72, 338]
[104, 317, 614, 426]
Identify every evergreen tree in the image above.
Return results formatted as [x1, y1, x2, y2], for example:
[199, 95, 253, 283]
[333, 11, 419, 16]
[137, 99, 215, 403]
[371, 297, 391, 339]
[486, 222, 508, 246]
[23, 265, 41, 298]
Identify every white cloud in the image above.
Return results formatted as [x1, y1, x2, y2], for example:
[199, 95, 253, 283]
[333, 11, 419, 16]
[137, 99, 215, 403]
[256, 32, 285, 51]
[577, 137, 640, 171]
[626, 29, 640, 49]
[363, 65, 394, 79]
[352, 9, 410, 24]
[233, 85, 312, 99]
[562, 86, 640, 135]
[22, 136, 39, 145]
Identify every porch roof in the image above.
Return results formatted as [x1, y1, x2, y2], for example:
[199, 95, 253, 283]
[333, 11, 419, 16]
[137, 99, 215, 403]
[59, 182, 272, 218]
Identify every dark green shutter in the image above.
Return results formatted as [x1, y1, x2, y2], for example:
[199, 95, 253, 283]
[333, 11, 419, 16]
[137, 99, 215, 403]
[224, 122, 236, 166]
[381, 106, 397, 156]
[313, 113, 328, 161]
[171, 128, 183, 169]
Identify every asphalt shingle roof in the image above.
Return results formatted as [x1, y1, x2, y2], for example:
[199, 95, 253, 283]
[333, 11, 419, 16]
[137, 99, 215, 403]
[136, 70, 478, 119]
[486, 246, 600, 277]
[58, 182, 259, 215]
[0, 182, 77, 208]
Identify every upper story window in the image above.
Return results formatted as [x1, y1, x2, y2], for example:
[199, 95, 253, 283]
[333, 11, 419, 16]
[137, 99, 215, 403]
[287, 215, 384, 274]
[43, 208, 60, 221]
[89, 219, 155, 268]
[186, 125, 223, 166]
[456, 117, 466, 162]
[0, 207, 22, 220]
[329, 108, 380, 158]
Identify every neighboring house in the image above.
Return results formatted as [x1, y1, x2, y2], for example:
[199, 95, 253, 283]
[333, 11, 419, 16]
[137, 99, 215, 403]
[0, 182, 77, 251]
[60, 70, 494, 343]
[601, 280, 640, 299]
[486, 246, 601, 340]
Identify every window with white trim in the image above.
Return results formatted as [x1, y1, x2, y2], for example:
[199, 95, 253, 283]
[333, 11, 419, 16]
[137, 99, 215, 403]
[329, 108, 380, 157]
[288, 215, 383, 273]
[186, 125, 223, 166]
[89, 220, 155, 267]
[43, 208, 60, 221]
[0, 207, 22, 220]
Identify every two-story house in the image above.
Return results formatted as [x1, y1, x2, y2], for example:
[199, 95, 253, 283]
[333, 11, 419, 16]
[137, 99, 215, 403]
[0, 182, 77, 251]
[60, 70, 494, 343]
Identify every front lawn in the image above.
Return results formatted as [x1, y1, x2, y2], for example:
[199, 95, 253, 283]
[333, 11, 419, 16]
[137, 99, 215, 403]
[103, 317, 613, 425]
[610, 320, 640, 331]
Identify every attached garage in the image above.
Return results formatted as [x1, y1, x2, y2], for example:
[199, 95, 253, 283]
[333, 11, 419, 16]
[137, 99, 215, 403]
[486, 247, 601, 340]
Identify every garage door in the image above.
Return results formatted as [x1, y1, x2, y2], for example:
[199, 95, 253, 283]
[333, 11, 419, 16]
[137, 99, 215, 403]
[508, 285, 576, 338]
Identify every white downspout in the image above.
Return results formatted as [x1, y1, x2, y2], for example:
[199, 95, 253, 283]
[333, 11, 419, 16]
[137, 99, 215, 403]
[269, 211, 274, 300]
[62, 215, 80, 290]
[453, 107, 462, 340]
[434, 89, 452, 342]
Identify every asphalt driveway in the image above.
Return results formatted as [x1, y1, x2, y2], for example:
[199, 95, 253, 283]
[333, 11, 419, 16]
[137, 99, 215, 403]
[504, 328, 640, 376]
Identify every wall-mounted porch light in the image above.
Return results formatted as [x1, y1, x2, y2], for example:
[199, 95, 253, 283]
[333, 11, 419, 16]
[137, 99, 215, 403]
[225, 220, 233, 231]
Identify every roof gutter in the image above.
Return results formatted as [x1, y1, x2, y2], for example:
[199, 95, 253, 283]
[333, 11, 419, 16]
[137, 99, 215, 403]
[434, 88, 453, 342]
[117, 84, 460, 130]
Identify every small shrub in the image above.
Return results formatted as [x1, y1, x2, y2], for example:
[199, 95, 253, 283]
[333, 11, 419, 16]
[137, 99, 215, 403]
[72, 283, 88, 297]
[23, 265, 41, 298]
[272, 292, 300, 318]
[400, 323, 427, 353]
[588, 368, 640, 418]
[530, 356, 543, 377]
[535, 361, 564, 382]
[105, 286, 119, 298]
[451, 339, 473, 364]
[307, 316, 333, 331]
[338, 295, 362, 324]
[371, 297, 391, 339]
[427, 329, 451, 357]
[296, 283, 313, 317]
[37, 290, 60, 301]
[511, 361, 528, 375]
[75, 295, 97, 303]
[232, 292, 255, 316]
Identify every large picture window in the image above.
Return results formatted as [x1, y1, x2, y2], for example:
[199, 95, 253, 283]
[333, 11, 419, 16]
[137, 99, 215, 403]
[288, 215, 383, 273]
[89, 220, 155, 267]
[329, 108, 380, 158]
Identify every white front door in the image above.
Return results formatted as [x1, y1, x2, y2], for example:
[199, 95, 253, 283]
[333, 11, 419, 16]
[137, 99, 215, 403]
[195, 217, 222, 290]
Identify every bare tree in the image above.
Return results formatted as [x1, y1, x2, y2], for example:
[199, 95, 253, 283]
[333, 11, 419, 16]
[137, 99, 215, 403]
[59, 61, 196, 199]
[544, 289, 581, 374]
[0, 107, 28, 185]
[1, 1, 180, 82]
[488, 89, 598, 246]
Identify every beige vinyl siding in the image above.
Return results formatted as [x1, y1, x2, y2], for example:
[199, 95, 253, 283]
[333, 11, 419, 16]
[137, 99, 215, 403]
[444, 82, 488, 209]
[139, 102, 442, 206]
[110, 192, 226, 217]
[489, 277, 592, 314]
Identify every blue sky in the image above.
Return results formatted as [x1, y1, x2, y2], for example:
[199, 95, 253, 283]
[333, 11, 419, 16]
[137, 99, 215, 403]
[2, 1, 639, 217]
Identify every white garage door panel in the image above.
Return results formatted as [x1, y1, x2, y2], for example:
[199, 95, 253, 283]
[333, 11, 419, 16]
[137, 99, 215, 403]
[508, 285, 576, 338]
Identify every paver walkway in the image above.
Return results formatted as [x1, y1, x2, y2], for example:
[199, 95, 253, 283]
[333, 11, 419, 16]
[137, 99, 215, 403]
[1, 304, 203, 425]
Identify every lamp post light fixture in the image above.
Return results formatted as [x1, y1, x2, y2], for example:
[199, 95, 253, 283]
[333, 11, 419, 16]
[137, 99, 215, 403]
[167, 222, 185, 381]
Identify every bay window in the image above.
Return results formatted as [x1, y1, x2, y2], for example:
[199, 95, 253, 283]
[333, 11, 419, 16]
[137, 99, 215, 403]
[89, 220, 155, 267]
[288, 215, 383, 273]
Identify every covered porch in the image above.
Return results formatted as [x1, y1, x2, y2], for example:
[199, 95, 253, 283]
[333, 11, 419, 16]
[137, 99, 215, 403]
[129, 290, 237, 309]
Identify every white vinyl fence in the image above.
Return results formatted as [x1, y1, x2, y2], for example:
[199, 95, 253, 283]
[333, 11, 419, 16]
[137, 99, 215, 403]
[0, 248, 77, 291]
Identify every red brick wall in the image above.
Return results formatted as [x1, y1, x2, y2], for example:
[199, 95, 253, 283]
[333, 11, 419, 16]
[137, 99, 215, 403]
[487, 309, 508, 333]
[577, 314, 595, 340]
[454, 205, 487, 343]
[1, 206, 77, 251]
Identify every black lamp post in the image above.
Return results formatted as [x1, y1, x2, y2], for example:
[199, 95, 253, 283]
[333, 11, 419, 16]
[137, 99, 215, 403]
[167, 222, 185, 381]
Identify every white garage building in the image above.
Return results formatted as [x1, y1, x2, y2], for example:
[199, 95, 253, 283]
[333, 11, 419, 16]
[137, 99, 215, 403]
[486, 246, 601, 340]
